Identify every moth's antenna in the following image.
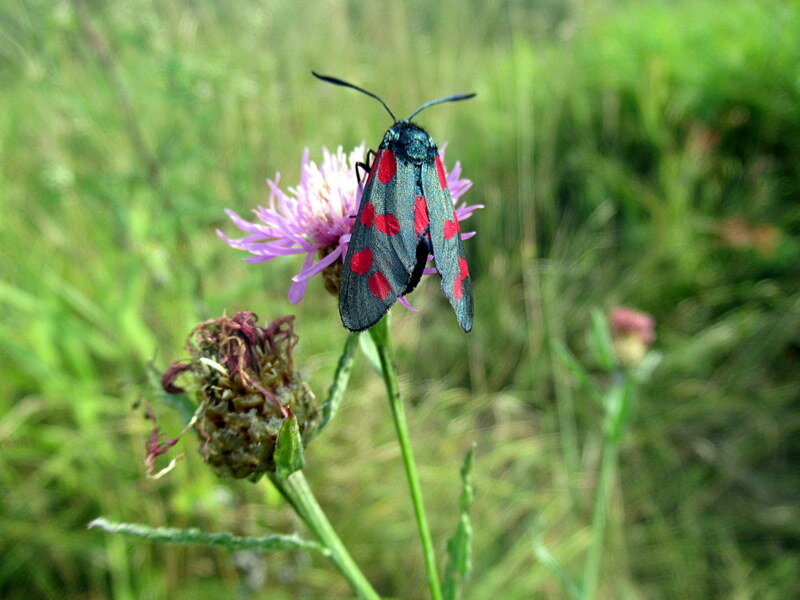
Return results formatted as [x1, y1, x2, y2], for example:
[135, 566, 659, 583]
[407, 93, 476, 122]
[312, 72, 397, 122]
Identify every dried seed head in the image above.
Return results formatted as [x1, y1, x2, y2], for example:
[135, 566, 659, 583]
[162, 312, 318, 481]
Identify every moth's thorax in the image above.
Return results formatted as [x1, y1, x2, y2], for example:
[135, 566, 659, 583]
[385, 121, 437, 164]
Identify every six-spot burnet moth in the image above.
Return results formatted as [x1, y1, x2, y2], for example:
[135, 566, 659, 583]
[313, 72, 476, 333]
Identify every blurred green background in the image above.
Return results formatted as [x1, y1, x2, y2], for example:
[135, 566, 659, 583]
[1, 0, 799, 598]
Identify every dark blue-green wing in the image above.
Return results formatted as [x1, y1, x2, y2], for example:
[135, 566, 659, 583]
[338, 148, 422, 331]
[421, 155, 473, 332]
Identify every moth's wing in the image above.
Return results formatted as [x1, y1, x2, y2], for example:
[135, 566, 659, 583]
[338, 148, 421, 331]
[421, 155, 474, 332]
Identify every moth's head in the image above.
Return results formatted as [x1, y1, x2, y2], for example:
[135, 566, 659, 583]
[390, 121, 433, 163]
[311, 72, 474, 163]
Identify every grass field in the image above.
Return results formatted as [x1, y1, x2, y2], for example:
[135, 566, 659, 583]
[1, 0, 799, 598]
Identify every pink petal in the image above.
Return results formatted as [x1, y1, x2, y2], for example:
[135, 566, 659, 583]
[216, 229, 268, 245]
[288, 279, 310, 304]
[397, 296, 418, 312]
[455, 203, 484, 220]
[228, 241, 307, 256]
[288, 253, 316, 304]
[291, 246, 344, 282]
[223, 209, 269, 235]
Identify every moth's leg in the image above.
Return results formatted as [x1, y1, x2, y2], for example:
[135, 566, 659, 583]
[355, 149, 378, 184]
[355, 162, 369, 184]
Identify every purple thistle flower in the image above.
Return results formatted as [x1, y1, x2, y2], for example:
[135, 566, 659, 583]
[218, 144, 481, 304]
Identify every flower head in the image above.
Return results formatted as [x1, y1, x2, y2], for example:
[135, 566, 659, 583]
[160, 312, 318, 481]
[610, 307, 655, 367]
[218, 144, 481, 303]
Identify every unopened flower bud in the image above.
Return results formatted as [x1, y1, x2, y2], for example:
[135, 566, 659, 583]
[610, 307, 655, 368]
[162, 312, 318, 481]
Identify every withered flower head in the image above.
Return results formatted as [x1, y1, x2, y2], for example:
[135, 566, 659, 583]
[161, 312, 318, 481]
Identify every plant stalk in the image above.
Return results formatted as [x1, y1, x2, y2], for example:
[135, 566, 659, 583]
[269, 471, 380, 600]
[370, 318, 443, 600]
[583, 373, 632, 600]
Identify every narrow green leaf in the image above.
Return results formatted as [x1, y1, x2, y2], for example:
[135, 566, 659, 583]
[275, 415, 306, 477]
[552, 340, 602, 403]
[359, 328, 384, 375]
[587, 307, 616, 371]
[632, 350, 662, 383]
[0, 280, 43, 312]
[606, 372, 636, 442]
[533, 540, 582, 600]
[442, 446, 475, 600]
[88, 517, 328, 554]
[313, 331, 360, 439]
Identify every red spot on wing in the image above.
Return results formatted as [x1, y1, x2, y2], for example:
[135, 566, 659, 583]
[375, 214, 400, 236]
[350, 247, 373, 274]
[459, 257, 469, 279]
[453, 276, 463, 301]
[435, 156, 447, 190]
[378, 149, 397, 184]
[368, 272, 391, 301]
[414, 195, 429, 234]
[360, 203, 375, 228]
[443, 219, 460, 240]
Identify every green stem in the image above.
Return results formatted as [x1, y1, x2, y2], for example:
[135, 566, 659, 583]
[542, 271, 580, 512]
[313, 331, 360, 440]
[369, 317, 443, 600]
[582, 432, 620, 600]
[583, 373, 632, 600]
[269, 471, 380, 600]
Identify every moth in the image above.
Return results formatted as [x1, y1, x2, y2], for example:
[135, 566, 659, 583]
[313, 72, 475, 333]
